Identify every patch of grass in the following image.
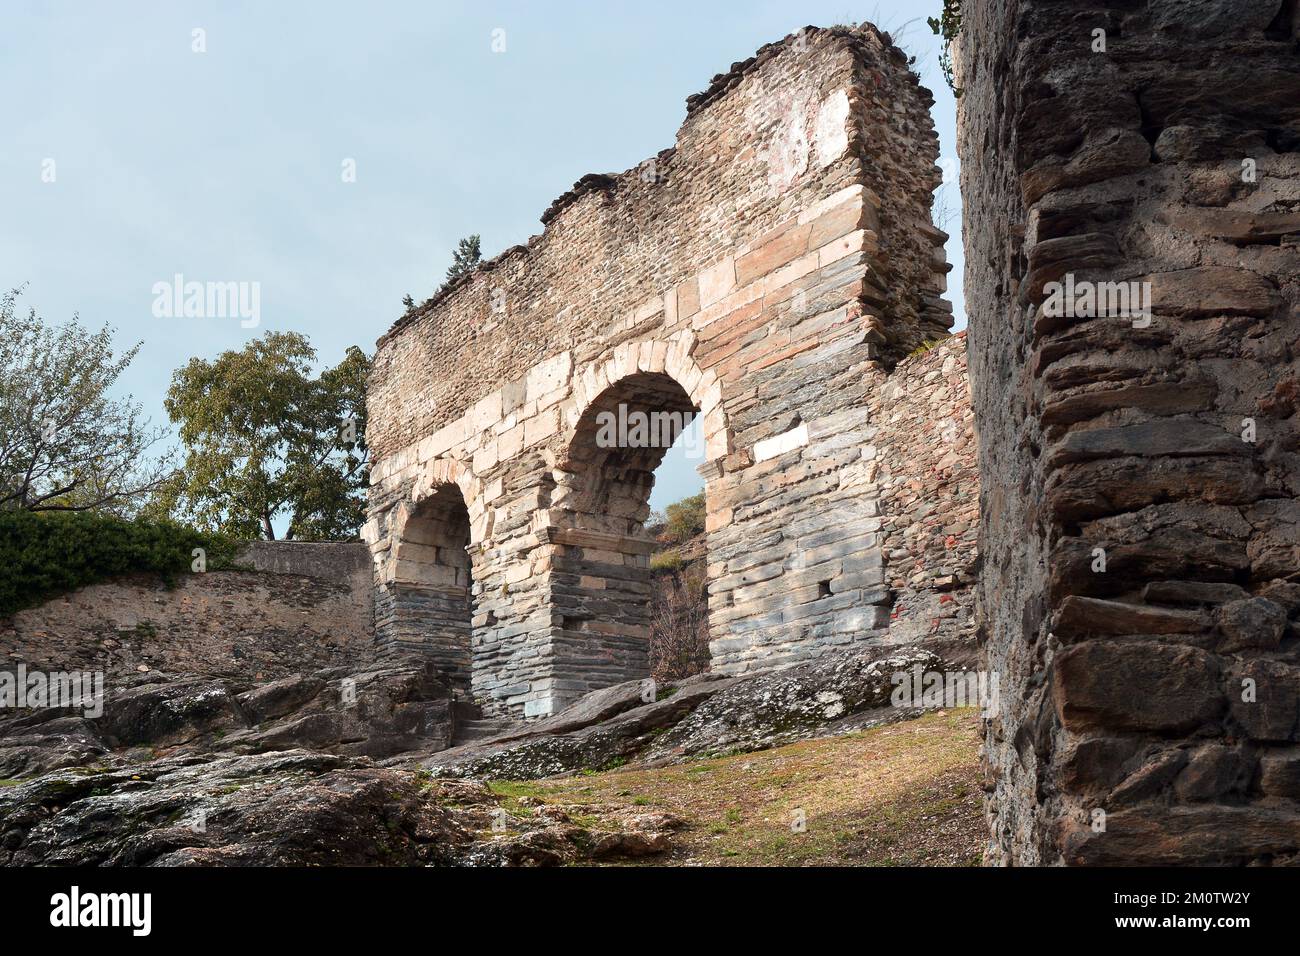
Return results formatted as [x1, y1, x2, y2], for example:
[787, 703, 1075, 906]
[0, 779, 23, 788]
[485, 778, 558, 817]
[487, 780, 548, 800]
[649, 549, 684, 573]
[503, 710, 984, 867]
[907, 337, 948, 358]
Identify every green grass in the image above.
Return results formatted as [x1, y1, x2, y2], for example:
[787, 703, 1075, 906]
[482, 710, 986, 866]
[486, 780, 548, 804]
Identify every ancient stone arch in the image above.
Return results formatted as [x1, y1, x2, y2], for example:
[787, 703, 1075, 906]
[373, 457, 484, 688]
[365, 25, 966, 718]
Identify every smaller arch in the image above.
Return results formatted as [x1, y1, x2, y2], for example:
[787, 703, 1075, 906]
[410, 456, 490, 543]
[383, 465, 479, 691]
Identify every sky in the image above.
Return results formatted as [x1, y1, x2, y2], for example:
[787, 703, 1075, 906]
[0, 0, 963, 517]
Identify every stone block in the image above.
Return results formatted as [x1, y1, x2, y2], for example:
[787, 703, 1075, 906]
[736, 224, 810, 286]
[698, 258, 736, 307]
[1053, 641, 1225, 733]
[1228, 659, 1299, 742]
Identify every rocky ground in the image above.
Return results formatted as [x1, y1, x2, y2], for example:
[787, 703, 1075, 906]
[0, 645, 982, 866]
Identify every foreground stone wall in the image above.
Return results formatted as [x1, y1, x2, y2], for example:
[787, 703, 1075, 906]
[958, 0, 1300, 864]
[366, 25, 961, 718]
[1, 543, 374, 684]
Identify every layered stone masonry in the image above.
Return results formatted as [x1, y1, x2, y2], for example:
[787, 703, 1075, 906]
[957, 0, 1300, 864]
[366, 25, 960, 718]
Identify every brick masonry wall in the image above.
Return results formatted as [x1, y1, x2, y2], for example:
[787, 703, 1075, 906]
[958, 0, 1300, 864]
[871, 333, 979, 651]
[366, 25, 958, 718]
[1, 543, 374, 686]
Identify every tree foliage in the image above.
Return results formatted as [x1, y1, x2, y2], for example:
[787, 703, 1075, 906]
[662, 491, 707, 544]
[650, 564, 710, 682]
[155, 332, 369, 540]
[927, 1, 964, 94]
[0, 286, 171, 514]
[648, 491, 711, 681]
[443, 234, 482, 286]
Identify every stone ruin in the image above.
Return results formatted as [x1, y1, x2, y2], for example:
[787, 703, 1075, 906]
[364, 25, 976, 720]
[958, 0, 1300, 864]
[366, 4, 1299, 866]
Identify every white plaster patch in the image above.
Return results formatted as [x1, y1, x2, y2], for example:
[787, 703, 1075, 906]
[813, 88, 851, 168]
[761, 95, 812, 192]
[753, 423, 809, 463]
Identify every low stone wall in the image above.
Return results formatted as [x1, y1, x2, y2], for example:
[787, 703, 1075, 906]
[0, 542, 374, 685]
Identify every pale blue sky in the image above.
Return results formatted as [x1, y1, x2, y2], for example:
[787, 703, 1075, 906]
[1, 0, 963, 517]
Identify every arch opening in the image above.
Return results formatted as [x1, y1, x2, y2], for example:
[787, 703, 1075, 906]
[547, 371, 709, 704]
[389, 482, 474, 692]
[562, 371, 700, 535]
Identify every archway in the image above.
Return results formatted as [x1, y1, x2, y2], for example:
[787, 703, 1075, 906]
[548, 370, 703, 695]
[387, 481, 474, 691]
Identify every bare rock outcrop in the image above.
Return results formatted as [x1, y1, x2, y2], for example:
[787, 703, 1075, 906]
[0, 750, 682, 867]
[424, 646, 943, 779]
[0, 662, 454, 779]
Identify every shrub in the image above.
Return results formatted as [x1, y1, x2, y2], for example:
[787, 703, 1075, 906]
[0, 510, 238, 617]
[663, 492, 706, 544]
[649, 549, 684, 573]
[650, 565, 710, 682]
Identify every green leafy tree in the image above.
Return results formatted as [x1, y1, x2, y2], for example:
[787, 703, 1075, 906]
[0, 286, 171, 514]
[443, 234, 482, 286]
[663, 491, 706, 544]
[155, 332, 369, 540]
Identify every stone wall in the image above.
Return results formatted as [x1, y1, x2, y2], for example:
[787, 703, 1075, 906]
[871, 333, 979, 652]
[366, 25, 960, 718]
[957, 0, 1300, 864]
[1, 543, 374, 685]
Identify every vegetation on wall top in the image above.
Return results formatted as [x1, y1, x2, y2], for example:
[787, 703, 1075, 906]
[928, 0, 963, 94]
[0, 509, 237, 618]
